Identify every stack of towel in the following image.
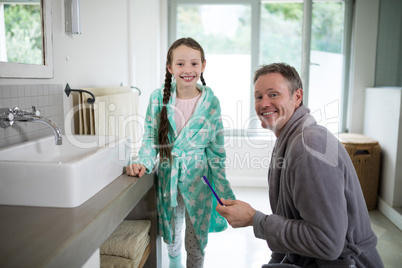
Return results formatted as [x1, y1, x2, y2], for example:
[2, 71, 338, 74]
[100, 220, 151, 268]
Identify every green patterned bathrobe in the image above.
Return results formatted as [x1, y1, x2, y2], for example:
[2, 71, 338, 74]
[134, 83, 235, 253]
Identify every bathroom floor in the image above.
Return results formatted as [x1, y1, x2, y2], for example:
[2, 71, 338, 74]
[161, 186, 402, 267]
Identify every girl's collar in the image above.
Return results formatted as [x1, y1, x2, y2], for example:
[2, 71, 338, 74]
[169, 82, 206, 92]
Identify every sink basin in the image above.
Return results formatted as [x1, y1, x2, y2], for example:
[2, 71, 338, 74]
[0, 135, 129, 207]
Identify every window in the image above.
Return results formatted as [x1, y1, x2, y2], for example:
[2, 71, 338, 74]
[169, 0, 352, 135]
[0, 1, 43, 65]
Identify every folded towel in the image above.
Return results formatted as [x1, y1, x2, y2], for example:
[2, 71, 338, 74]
[100, 255, 134, 268]
[94, 92, 139, 143]
[73, 86, 141, 155]
[100, 243, 151, 268]
[100, 220, 151, 261]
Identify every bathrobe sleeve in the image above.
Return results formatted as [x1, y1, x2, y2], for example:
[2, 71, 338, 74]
[135, 89, 161, 174]
[205, 97, 235, 201]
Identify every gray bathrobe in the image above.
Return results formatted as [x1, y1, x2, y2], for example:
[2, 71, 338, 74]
[253, 106, 383, 267]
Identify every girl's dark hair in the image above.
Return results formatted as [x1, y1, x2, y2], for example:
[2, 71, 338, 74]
[158, 37, 206, 160]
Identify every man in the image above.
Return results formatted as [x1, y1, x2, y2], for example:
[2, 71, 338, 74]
[216, 63, 383, 267]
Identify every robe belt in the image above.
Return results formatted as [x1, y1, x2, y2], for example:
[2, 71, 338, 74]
[285, 234, 378, 266]
[340, 233, 378, 257]
[313, 234, 378, 267]
[165, 147, 204, 208]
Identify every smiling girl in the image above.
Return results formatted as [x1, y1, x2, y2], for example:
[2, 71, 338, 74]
[126, 37, 235, 268]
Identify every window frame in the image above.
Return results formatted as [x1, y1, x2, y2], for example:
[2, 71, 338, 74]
[168, 0, 352, 136]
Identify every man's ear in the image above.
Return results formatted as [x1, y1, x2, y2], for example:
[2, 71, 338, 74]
[295, 88, 303, 106]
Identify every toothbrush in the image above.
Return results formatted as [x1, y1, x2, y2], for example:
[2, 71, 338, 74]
[202, 175, 224, 206]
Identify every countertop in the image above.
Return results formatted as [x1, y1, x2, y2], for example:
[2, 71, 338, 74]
[0, 173, 156, 268]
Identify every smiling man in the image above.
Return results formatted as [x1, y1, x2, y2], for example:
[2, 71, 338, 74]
[216, 63, 384, 267]
[253, 65, 303, 137]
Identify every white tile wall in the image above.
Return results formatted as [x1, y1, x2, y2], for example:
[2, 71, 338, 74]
[0, 84, 64, 148]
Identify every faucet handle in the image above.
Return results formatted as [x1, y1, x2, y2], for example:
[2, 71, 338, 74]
[0, 108, 13, 119]
[0, 108, 14, 127]
[31, 106, 41, 116]
[12, 106, 40, 116]
[6, 112, 14, 121]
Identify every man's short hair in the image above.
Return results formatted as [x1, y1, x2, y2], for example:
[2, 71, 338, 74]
[253, 62, 303, 97]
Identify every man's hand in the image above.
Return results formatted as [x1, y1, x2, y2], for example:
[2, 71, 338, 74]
[126, 163, 146, 178]
[216, 198, 257, 228]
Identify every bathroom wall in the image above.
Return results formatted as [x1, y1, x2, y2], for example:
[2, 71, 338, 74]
[0, 84, 64, 148]
[347, 0, 379, 134]
[375, 0, 402, 87]
[0, 0, 162, 149]
[0, 0, 134, 87]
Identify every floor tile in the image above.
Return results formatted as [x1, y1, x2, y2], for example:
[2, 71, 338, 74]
[161, 187, 402, 267]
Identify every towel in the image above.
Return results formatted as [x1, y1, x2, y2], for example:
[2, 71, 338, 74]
[100, 244, 151, 268]
[100, 255, 134, 268]
[100, 220, 151, 268]
[72, 86, 141, 155]
[74, 90, 95, 135]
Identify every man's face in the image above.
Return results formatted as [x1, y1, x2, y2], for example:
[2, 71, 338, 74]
[254, 72, 303, 137]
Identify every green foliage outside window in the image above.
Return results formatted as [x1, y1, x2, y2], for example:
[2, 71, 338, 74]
[177, 5, 251, 54]
[263, 2, 344, 53]
[176, 2, 344, 58]
[3, 4, 43, 65]
[310, 2, 344, 53]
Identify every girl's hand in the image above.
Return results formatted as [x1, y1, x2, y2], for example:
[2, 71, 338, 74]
[126, 163, 146, 178]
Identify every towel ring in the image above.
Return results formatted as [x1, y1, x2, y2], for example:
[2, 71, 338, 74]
[64, 83, 96, 104]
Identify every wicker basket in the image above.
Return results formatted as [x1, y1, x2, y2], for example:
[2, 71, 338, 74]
[338, 133, 381, 210]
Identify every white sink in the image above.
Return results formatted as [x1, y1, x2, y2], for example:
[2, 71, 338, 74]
[0, 135, 128, 208]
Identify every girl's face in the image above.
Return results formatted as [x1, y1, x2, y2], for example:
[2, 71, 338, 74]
[168, 45, 206, 91]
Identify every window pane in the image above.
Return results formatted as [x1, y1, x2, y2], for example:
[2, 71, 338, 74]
[176, 4, 251, 130]
[260, 2, 303, 72]
[1, 3, 43, 65]
[256, 2, 303, 132]
[309, 1, 345, 133]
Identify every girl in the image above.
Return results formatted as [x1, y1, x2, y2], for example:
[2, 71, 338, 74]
[127, 37, 235, 268]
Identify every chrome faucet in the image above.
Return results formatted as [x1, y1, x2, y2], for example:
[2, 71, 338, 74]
[0, 106, 63, 145]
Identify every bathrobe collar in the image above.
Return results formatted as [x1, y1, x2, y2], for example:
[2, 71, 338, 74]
[166, 83, 208, 139]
